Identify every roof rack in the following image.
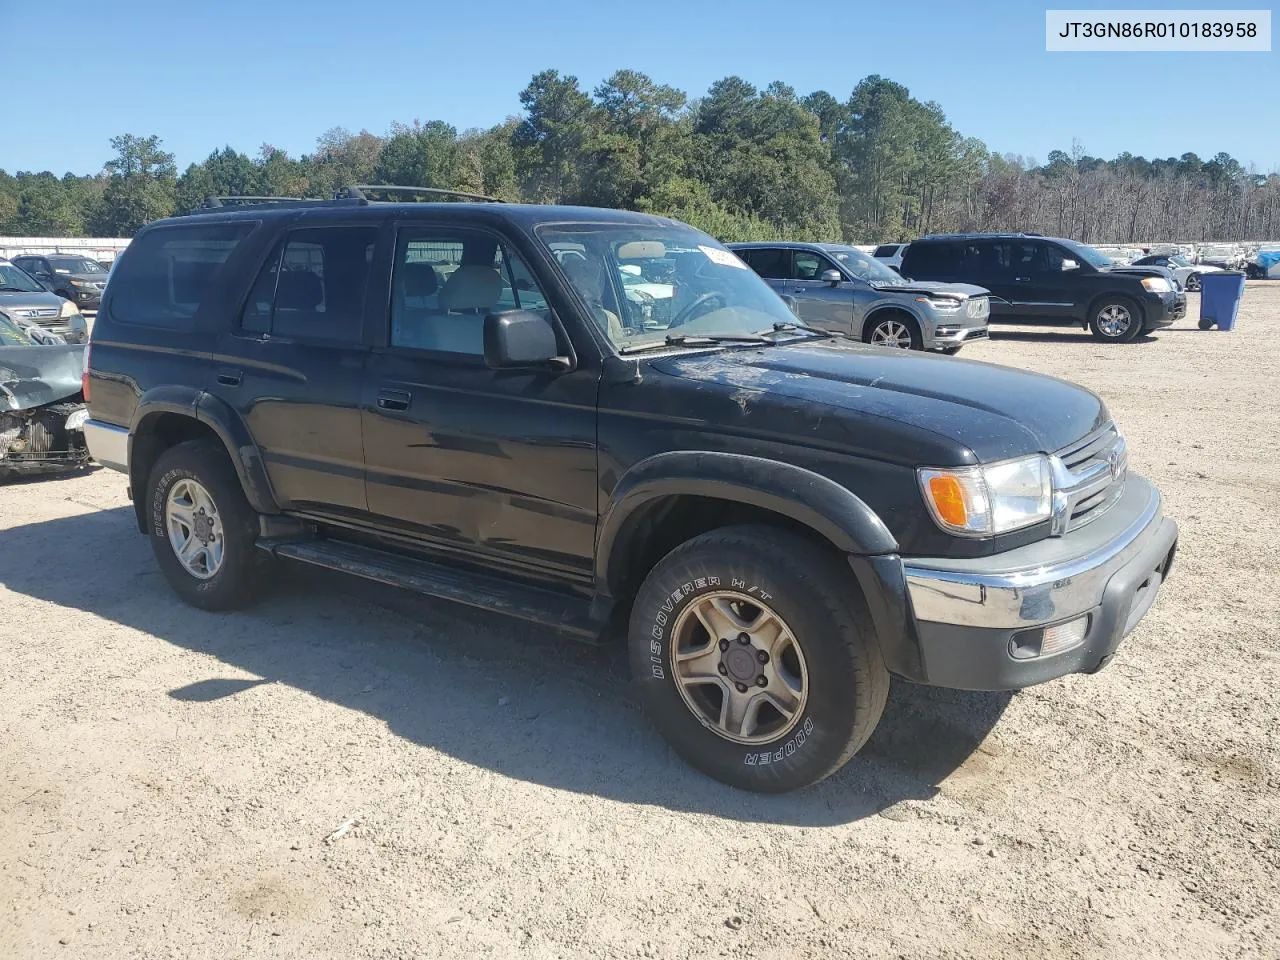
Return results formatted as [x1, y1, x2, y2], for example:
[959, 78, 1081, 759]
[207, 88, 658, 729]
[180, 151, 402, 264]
[335, 184, 503, 204]
[200, 195, 325, 208]
[921, 231, 1046, 240]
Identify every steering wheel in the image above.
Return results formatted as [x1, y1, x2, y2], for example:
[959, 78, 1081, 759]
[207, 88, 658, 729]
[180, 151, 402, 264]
[668, 291, 726, 328]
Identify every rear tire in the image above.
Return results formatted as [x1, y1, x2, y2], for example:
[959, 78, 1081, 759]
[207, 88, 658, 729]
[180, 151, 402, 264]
[1088, 296, 1143, 342]
[146, 439, 269, 610]
[628, 525, 890, 792]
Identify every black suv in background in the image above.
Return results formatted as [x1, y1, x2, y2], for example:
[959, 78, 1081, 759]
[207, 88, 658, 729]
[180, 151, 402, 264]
[82, 191, 1177, 792]
[12, 254, 110, 312]
[901, 233, 1186, 342]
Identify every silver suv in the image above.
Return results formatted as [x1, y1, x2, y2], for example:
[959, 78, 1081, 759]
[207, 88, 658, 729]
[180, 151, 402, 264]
[0, 259, 90, 344]
[730, 242, 989, 354]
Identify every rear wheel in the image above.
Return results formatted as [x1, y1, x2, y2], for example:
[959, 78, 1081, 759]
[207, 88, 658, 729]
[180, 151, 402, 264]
[1088, 297, 1143, 342]
[863, 313, 923, 350]
[146, 439, 269, 610]
[628, 525, 889, 792]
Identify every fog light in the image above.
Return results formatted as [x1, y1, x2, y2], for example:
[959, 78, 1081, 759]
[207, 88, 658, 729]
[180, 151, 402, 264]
[936, 325, 960, 335]
[1010, 615, 1090, 660]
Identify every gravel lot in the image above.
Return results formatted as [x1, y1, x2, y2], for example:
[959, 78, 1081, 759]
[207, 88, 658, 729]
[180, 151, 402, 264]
[3, 283, 1278, 959]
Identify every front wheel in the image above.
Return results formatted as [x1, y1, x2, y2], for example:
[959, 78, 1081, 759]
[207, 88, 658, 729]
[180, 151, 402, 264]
[146, 439, 270, 610]
[628, 525, 889, 792]
[863, 313, 923, 350]
[1088, 297, 1143, 342]
[1184, 273, 1201, 292]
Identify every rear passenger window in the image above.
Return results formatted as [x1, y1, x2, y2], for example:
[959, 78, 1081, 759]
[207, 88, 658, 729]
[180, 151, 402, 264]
[240, 226, 377, 343]
[873, 245, 899, 258]
[741, 248, 789, 279]
[108, 223, 253, 327]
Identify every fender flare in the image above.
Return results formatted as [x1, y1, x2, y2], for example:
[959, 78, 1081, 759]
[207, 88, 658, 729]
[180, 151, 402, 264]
[596, 450, 898, 593]
[129, 387, 279, 518]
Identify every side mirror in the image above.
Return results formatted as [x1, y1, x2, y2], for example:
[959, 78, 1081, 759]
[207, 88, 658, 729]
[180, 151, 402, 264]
[483, 310, 569, 371]
[819, 269, 843, 286]
[1061, 259, 1080, 271]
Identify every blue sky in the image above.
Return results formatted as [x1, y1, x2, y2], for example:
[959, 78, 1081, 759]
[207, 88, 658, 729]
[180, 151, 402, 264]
[5, 0, 1276, 175]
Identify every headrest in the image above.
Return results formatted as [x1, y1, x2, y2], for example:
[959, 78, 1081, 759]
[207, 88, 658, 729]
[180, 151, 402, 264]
[401, 262, 439, 297]
[276, 270, 323, 310]
[438, 264, 502, 311]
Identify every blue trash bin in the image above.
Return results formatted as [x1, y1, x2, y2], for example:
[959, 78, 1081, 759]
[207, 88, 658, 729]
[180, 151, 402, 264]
[1198, 272, 1246, 330]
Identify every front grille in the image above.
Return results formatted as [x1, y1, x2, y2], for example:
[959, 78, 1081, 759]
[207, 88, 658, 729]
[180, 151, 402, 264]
[965, 297, 989, 319]
[1052, 423, 1127, 534]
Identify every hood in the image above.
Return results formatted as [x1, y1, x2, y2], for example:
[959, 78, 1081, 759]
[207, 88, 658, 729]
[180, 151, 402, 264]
[882, 279, 989, 298]
[0, 289, 68, 314]
[650, 339, 1107, 463]
[0, 343, 86, 412]
[1103, 265, 1168, 279]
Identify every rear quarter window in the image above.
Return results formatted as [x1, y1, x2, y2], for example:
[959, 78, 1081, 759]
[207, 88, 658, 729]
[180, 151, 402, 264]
[107, 222, 254, 328]
[873, 244, 901, 258]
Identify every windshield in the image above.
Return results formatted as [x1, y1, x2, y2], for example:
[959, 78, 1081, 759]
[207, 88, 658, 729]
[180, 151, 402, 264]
[821, 244, 904, 284]
[535, 223, 797, 352]
[1060, 240, 1115, 269]
[50, 257, 107, 275]
[0, 263, 46, 293]
[0, 313, 34, 345]
[1169, 255, 1191, 267]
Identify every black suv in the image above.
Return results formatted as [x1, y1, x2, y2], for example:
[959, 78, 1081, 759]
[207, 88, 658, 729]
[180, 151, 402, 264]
[12, 254, 110, 312]
[900, 233, 1186, 342]
[83, 190, 1178, 792]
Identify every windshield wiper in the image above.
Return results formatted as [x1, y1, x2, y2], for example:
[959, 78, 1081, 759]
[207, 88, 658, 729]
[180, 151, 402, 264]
[618, 333, 773, 354]
[769, 321, 844, 340]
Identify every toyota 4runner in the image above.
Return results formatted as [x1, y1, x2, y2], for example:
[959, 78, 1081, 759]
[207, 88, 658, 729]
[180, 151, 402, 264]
[83, 189, 1178, 792]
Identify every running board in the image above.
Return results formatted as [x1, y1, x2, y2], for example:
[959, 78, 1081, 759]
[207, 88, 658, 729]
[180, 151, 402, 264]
[259, 537, 602, 638]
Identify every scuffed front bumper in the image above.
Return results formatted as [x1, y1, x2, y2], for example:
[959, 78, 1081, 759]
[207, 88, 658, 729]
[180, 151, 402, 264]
[899, 474, 1177, 690]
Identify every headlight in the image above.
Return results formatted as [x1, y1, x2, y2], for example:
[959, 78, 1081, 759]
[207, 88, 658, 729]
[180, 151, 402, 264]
[1141, 276, 1173, 293]
[918, 455, 1052, 537]
[916, 296, 961, 312]
[59, 299, 83, 319]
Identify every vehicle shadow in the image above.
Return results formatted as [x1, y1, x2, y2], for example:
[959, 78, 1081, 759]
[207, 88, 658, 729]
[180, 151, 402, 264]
[987, 329, 1159, 344]
[0, 506, 1012, 826]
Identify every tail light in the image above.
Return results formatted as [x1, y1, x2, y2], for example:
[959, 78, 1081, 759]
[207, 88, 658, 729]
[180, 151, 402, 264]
[82, 343, 91, 402]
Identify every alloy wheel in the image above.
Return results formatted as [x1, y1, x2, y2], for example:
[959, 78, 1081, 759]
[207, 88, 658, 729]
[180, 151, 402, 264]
[869, 319, 914, 348]
[1096, 304, 1132, 338]
[670, 591, 809, 744]
[165, 478, 224, 580]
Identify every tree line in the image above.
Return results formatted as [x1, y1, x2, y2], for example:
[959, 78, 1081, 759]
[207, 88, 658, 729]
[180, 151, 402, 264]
[2, 70, 1278, 244]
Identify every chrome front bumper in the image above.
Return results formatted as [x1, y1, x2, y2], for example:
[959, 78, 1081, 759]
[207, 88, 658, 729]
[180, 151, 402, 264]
[901, 474, 1178, 690]
[83, 419, 129, 473]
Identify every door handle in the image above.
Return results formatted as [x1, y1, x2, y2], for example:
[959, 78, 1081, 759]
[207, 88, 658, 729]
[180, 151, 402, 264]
[1014, 276, 1031, 282]
[216, 369, 242, 386]
[377, 389, 412, 411]
[793, 287, 806, 294]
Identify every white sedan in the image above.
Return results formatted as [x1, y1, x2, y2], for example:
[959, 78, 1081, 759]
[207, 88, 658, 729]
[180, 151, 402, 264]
[1130, 253, 1221, 292]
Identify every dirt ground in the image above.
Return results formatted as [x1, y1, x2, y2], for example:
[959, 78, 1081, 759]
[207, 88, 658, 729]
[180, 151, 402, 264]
[2, 284, 1278, 960]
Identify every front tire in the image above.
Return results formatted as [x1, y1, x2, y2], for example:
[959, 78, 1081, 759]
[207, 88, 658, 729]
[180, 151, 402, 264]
[1088, 297, 1143, 342]
[864, 313, 923, 350]
[1184, 273, 1202, 292]
[628, 525, 890, 792]
[146, 439, 268, 610]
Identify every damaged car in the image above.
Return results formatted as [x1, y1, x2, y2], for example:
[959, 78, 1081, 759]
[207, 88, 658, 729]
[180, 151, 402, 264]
[0, 312, 91, 478]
